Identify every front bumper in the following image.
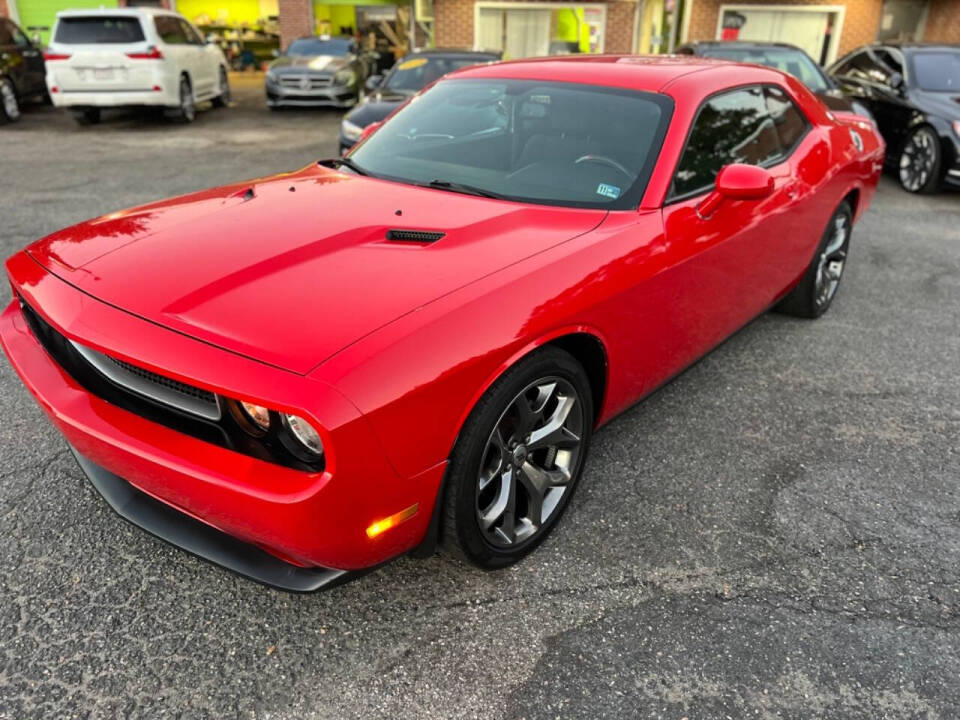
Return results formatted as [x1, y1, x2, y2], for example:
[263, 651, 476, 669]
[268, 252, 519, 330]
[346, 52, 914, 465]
[1, 253, 445, 588]
[266, 80, 357, 108]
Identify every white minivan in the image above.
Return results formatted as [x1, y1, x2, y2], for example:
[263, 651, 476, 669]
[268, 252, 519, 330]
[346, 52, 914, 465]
[44, 8, 229, 124]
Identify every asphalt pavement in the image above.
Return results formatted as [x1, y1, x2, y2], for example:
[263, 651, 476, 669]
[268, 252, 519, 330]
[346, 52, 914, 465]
[1, 75, 959, 719]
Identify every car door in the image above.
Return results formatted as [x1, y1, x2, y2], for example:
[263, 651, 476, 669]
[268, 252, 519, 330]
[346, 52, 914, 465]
[7, 21, 45, 97]
[651, 86, 804, 382]
[154, 15, 193, 92]
[832, 49, 905, 146]
[0, 20, 27, 96]
[179, 18, 214, 98]
[867, 47, 915, 153]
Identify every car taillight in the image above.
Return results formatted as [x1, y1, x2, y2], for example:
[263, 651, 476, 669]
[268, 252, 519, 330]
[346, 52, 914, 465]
[43, 52, 71, 61]
[126, 46, 164, 60]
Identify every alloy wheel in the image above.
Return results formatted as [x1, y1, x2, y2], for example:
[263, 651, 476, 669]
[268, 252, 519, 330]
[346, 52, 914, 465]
[814, 212, 848, 308]
[899, 129, 936, 192]
[1, 80, 20, 121]
[476, 377, 584, 548]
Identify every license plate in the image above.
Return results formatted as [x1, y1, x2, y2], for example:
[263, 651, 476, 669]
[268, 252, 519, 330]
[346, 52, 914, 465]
[93, 68, 114, 81]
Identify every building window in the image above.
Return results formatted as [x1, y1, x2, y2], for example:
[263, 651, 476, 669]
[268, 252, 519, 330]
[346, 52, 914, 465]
[475, 3, 605, 58]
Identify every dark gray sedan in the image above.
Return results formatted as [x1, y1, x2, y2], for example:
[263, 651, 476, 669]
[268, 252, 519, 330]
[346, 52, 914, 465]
[265, 35, 372, 109]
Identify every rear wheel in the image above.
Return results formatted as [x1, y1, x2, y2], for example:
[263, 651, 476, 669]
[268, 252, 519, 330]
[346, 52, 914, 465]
[71, 108, 101, 126]
[899, 126, 941, 194]
[442, 347, 593, 568]
[168, 77, 196, 123]
[0, 78, 21, 124]
[211, 67, 230, 108]
[776, 201, 852, 319]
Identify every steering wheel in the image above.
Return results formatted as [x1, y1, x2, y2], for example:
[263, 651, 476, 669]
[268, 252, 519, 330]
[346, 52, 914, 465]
[574, 154, 633, 179]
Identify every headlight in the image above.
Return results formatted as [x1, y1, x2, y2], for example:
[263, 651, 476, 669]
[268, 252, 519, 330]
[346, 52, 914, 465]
[265, 70, 277, 83]
[334, 69, 356, 87]
[282, 413, 324, 457]
[239, 401, 271, 432]
[341, 119, 363, 141]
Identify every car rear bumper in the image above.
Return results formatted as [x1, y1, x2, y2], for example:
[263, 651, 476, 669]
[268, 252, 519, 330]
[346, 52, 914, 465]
[1, 253, 445, 587]
[50, 88, 178, 108]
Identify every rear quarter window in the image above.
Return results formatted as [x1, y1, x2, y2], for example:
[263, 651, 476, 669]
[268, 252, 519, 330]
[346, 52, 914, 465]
[54, 16, 146, 44]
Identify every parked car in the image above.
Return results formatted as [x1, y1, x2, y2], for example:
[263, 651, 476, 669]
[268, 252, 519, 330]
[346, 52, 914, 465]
[44, 8, 230, 125]
[1, 57, 883, 591]
[339, 49, 501, 153]
[676, 41, 873, 120]
[0, 16, 47, 124]
[265, 35, 372, 110]
[828, 43, 960, 193]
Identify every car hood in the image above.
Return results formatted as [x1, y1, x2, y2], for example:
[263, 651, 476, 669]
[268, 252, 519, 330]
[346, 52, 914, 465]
[27, 165, 606, 374]
[268, 55, 352, 73]
[344, 92, 409, 126]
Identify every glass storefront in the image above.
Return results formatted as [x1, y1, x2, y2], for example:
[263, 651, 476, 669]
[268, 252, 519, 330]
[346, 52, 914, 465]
[475, 3, 605, 58]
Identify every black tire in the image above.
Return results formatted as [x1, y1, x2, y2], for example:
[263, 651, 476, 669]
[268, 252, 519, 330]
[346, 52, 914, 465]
[0, 78, 21, 124]
[167, 76, 196, 123]
[71, 108, 101, 126]
[211, 67, 230, 108]
[898, 126, 942, 194]
[442, 346, 594, 569]
[776, 201, 852, 319]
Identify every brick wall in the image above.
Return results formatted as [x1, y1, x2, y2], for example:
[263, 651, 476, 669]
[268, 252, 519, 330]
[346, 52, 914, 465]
[922, 0, 960, 44]
[435, 0, 639, 53]
[685, 0, 883, 58]
[279, 0, 314, 50]
[0, 0, 9, 20]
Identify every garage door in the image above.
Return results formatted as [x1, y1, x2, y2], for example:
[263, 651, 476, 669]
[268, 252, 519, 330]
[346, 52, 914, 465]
[17, 0, 120, 46]
[720, 8, 830, 64]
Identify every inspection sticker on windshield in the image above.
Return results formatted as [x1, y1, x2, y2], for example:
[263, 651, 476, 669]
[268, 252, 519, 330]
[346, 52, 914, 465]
[398, 58, 428, 70]
[596, 183, 621, 200]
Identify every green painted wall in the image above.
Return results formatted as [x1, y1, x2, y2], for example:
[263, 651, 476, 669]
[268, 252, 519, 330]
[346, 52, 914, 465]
[18, 0, 119, 46]
[177, 0, 265, 27]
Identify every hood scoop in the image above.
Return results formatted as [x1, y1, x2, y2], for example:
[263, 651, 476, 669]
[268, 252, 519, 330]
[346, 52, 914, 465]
[386, 229, 445, 243]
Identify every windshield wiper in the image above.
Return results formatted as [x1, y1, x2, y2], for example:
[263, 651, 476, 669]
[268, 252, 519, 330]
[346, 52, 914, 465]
[423, 179, 505, 200]
[318, 157, 372, 176]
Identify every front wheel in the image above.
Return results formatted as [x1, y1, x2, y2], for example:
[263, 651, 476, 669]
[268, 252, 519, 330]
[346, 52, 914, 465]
[442, 347, 593, 568]
[899, 126, 941, 194]
[211, 68, 230, 108]
[0, 78, 21, 124]
[776, 201, 852, 319]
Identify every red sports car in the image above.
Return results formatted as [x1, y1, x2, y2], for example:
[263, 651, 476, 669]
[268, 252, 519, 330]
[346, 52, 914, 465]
[1, 56, 883, 591]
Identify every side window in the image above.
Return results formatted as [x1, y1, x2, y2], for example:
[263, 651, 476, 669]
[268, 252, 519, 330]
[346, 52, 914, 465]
[10, 22, 31, 48]
[672, 87, 781, 198]
[830, 52, 861, 78]
[873, 48, 903, 84]
[155, 16, 187, 45]
[847, 51, 891, 84]
[764, 86, 808, 152]
[179, 19, 203, 45]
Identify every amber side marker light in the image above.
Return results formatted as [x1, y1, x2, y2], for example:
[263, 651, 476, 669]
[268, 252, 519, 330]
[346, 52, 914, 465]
[366, 503, 419, 539]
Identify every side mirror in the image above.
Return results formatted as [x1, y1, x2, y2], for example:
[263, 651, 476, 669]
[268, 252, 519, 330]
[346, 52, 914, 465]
[365, 74, 383, 91]
[697, 164, 774, 219]
[359, 120, 383, 142]
[889, 72, 904, 90]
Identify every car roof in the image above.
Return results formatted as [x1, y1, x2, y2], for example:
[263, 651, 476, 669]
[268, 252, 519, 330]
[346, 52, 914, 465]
[683, 40, 808, 53]
[413, 48, 501, 59]
[56, 7, 177, 17]
[447, 54, 776, 93]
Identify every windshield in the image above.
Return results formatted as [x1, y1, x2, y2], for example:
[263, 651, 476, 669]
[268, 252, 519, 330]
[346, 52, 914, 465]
[910, 51, 960, 92]
[286, 37, 352, 57]
[703, 47, 830, 92]
[349, 79, 672, 209]
[383, 56, 497, 93]
[54, 16, 146, 44]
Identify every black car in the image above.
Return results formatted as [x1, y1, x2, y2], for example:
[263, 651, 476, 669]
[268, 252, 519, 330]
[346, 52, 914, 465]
[0, 17, 47, 124]
[828, 43, 960, 193]
[339, 48, 501, 153]
[676, 41, 872, 120]
[265, 35, 374, 110]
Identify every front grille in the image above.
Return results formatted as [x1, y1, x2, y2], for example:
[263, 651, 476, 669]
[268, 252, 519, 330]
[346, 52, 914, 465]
[279, 74, 333, 90]
[16, 296, 322, 471]
[69, 341, 221, 421]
